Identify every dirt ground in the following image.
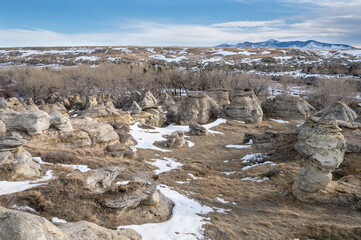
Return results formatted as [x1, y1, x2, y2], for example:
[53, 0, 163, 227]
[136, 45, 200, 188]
[1, 118, 361, 240]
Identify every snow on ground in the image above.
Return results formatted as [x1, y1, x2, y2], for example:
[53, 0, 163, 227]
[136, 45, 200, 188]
[216, 197, 229, 204]
[241, 177, 269, 182]
[119, 184, 213, 240]
[212, 49, 238, 56]
[145, 48, 156, 53]
[51, 217, 67, 224]
[261, 51, 271, 55]
[202, 56, 224, 63]
[149, 55, 187, 63]
[0, 48, 97, 58]
[129, 118, 226, 152]
[241, 153, 276, 170]
[11, 204, 38, 213]
[116, 181, 130, 185]
[269, 118, 289, 123]
[225, 144, 251, 149]
[221, 171, 236, 175]
[75, 56, 100, 61]
[147, 157, 183, 174]
[0, 170, 53, 196]
[241, 58, 262, 64]
[57, 164, 91, 172]
[113, 47, 132, 53]
[238, 51, 256, 56]
[33, 157, 91, 172]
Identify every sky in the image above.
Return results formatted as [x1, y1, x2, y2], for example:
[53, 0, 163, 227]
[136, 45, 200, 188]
[0, 0, 360, 47]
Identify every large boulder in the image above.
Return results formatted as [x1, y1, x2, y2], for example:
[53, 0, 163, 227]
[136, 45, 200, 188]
[0, 132, 41, 180]
[0, 109, 51, 136]
[293, 117, 346, 193]
[206, 89, 230, 110]
[56, 221, 141, 240]
[70, 117, 119, 145]
[226, 88, 263, 123]
[262, 91, 316, 119]
[189, 124, 208, 136]
[0, 207, 67, 240]
[121, 90, 158, 111]
[167, 92, 221, 125]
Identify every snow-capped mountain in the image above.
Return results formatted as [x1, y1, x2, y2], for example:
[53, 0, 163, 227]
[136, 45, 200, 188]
[216, 39, 355, 50]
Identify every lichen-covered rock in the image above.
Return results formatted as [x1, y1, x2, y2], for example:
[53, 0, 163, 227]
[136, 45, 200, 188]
[50, 112, 72, 132]
[293, 117, 346, 193]
[262, 91, 316, 119]
[165, 131, 185, 148]
[167, 92, 221, 125]
[0, 109, 51, 136]
[56, 221, 141, 240]
[226, 88, 263, 123]
[189, 124, 208, 136]
[0, 207, 67, 240]
[206, 89, 230, 110]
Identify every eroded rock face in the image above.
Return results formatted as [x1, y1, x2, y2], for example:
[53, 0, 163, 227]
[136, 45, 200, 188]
[189, 124, 208, 136]
[226, 88, 263, 123]
[165, 131, 186, 148]
[167, 92, 221, 125]
[206, 89, 230, 110]
[0, 132, 41, 180]
[293, 117, 346, 193]
[132, 108, 164, 127]
[0, 207, 67, 240]
[0, 109, 51, 136]
[0, 120, 5, 135]
[39, 103, 68, 115]
[80, 107, 135, 126]
[262, 91, 316, 119]
[121, 90, 158, 111]
[86, 166, 125, 193]
[129, 101, 142, 114]
[56, 221, 141, 240]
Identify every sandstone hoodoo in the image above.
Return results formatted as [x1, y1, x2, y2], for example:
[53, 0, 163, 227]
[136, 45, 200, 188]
[167, 92, 222, 125]
[226, 88, 263, 123]
[293, 117, 346, 193]
[262, 91, 316, 119]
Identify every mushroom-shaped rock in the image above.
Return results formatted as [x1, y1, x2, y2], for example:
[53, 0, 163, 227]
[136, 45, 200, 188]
[0, 132, 41, 180]
[293, 117, 346, 193]
[226, 88, 263, 123]
[262, 91, 316, 119]
[167, 92, 221, 125]
[0, 207, 67, 240]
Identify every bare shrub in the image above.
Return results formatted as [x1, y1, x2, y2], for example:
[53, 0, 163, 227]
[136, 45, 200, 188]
[230, 72, 272, 96]
[307, 78, 358, 110]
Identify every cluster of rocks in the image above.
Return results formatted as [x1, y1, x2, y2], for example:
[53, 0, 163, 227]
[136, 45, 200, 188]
[262, 91, 316, 119]
[0, 207, 141, 240]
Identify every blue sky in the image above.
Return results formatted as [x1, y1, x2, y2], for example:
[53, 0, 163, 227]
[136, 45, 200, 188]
[0, 0, 360, 47]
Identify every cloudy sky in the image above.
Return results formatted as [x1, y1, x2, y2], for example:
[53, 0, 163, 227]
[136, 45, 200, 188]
[0, 0, 360, 47]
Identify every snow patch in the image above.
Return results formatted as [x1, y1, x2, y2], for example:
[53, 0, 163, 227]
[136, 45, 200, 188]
[225, 144, 251, 149]
[147, 157, 183, 174]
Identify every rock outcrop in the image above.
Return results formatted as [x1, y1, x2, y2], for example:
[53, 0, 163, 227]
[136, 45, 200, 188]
[121, 90, 158, 111]
[50, 112, 72, 132]
[226, 88, 263, 123]
[132, 108, 164, 127]
[189, 124, 208, 136]
[293, 117, 346, 193]
[167, 92, 221, 125]
[0, 109, 51, 136]
[206, 89, 230, 110]
[262, 91, 316, 119]
[56, 221, 141, 240]
[0, 207, 67, 240]
[0, 132, 41, 180]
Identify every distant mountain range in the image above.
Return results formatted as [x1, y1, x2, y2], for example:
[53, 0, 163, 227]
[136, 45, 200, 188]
[216, 39, 355, 50]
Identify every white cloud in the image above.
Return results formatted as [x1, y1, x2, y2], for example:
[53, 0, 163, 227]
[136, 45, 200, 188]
[212, 19, 285, 28]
